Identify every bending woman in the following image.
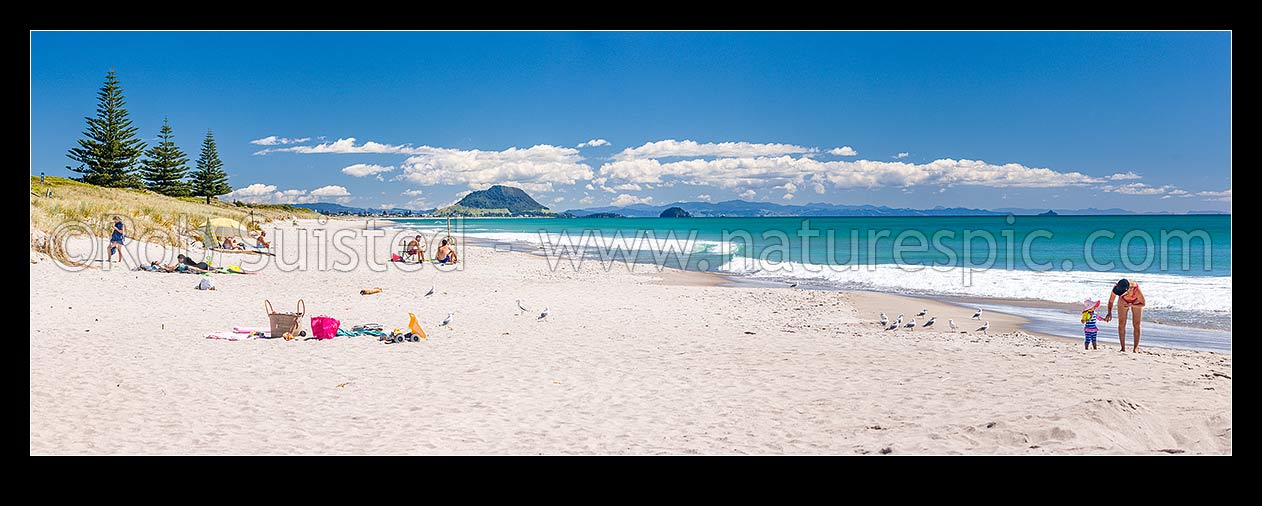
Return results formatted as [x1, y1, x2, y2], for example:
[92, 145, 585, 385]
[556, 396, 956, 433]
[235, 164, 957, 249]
[1105, 278, 1145, 353]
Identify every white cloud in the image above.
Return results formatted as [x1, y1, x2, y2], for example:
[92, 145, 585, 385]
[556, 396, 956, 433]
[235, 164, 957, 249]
[739, 189, 756, 199]
[1196, 189, 1232, 202]
[611, 183, 642, 191]
[829, 146, 858, 156]
[597, 156, 1110, 193]
[782, 193, 795, 200]
[695, 194, 712, 201]
[553, 197, 565, 203]
[378, 203, 396, 209]
[223, 182, 351, 204]
[577, 138, 610, 148]
[584, 183, 595, 190]
[611, 194, 654, 206]
[309, 185, 351, 197]
[255, 137, 417, 155]
[811, 182, 826, 194]
[612, 139, 817, 161]
[398, 144, 593, 188]
[405, 198, 431, 209]
[402, 189, 424, 197]
[895, 152, 910, 159]
[224, 183, 277, 198]
[579, 196, 595, 205]
[250, 135, 311, 146]
[595, 154, 1110, 191]
[341, 163, 396, 177]
[1104, 183, 1181, 196]
[1107, 171, 1142, 181]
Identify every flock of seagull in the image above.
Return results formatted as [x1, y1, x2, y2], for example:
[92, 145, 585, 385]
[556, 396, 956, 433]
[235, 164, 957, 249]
[422, 283, 551, 330]
[879, 307, 989, 334]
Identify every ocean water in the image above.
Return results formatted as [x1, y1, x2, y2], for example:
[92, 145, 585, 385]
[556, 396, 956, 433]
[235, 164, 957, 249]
[389, 215, 1231, 348]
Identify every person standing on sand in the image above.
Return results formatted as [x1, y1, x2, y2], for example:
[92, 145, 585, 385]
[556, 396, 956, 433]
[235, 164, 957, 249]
[1104, 278, 1146, 353]
[107, 216, 125, 263]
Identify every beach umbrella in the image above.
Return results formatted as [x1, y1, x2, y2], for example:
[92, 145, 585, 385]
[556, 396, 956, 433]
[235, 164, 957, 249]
[198, 217, 248, 244]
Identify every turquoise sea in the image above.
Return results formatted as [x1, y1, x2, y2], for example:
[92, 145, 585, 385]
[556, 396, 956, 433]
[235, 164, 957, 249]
[389, 215, 1231, 351]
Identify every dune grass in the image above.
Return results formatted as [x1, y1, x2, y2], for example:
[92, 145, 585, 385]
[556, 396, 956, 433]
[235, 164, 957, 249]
[30, 176, 316, 259]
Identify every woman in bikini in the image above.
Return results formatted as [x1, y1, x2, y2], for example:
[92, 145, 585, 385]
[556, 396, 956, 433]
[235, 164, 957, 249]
[1104, 278, 1146, 353]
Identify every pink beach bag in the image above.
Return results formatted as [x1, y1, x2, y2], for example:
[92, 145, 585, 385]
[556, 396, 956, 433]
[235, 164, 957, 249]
[310, 315, 341, 340]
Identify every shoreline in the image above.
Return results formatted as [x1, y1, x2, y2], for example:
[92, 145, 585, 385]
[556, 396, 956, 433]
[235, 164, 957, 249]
[381, 218, 1224, 354]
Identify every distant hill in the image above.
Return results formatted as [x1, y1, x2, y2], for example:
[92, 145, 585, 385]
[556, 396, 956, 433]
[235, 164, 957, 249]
[580, 212, 625, 218]
[567, 200, 1006, 218]
[659, 207, 691, 218]
[566, 200, 1224, 217]
[431, 185, 554, 217]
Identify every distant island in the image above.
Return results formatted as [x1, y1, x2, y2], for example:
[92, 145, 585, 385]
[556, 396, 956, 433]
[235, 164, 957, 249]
[430, 185, 560, 217]
[659, 207, 691, 218]
[581, 212, 625, 218]
[1038, 210, 1059, 216]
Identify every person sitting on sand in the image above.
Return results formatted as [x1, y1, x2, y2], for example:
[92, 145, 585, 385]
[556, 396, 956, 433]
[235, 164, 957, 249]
[255, 230, 271, 248]
[108, 216, 125, 263]
[406, 235, 424, 261]
[436, 239, 458, 264]
[149, 254, 211, 273]
[1104, 278, 1146, 353]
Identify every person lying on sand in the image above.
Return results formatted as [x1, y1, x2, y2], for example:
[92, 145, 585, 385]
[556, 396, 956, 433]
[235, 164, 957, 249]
[436, 239, 458, 264]
[147, 254, 211, 273]
[221, 237, 246, 250]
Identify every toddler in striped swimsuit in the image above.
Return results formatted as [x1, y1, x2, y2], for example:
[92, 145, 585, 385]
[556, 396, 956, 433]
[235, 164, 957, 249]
[1081, 299, 1101, 350]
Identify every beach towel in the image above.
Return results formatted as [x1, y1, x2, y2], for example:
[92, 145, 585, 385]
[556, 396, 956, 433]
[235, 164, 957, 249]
[205, 330, 265, 341]
[232, 326, 270, 334]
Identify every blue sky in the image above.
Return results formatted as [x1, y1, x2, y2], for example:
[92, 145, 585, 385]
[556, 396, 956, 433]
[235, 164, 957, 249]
[30, 31, 1231, 212]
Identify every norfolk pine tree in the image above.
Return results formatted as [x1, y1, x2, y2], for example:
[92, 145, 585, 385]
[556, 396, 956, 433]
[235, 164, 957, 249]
[139, 118, 190, 196]
[66, 69, 147, 188]
[190, 129, 231, 204]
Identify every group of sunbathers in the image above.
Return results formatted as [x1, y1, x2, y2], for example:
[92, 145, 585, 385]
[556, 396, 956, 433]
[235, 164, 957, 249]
[405, 235, 458, 264]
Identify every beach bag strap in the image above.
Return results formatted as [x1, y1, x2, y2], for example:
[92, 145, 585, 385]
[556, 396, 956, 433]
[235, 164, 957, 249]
[295, 299, 305, 316]
[264, 299, 275, 315]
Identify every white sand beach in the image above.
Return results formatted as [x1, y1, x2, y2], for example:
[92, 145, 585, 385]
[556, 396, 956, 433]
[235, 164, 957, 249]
[29, 219, 1232, 454]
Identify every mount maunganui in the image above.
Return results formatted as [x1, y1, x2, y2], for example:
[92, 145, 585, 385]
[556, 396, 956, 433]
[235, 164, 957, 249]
[430, 185, 556, 217]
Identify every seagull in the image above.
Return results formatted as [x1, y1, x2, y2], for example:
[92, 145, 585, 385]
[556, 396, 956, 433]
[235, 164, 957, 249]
[976, 321, 990, 334]
[885, 322, 899, 331]
[948, 319, 959, 331]
[923, 316, 936, 328]
[894, 313, 904, 326]
[425, 285, 435, 297]
[916, 308, 928, 317]
[879, 312, 889, 326]
[787, 282, 798, 288]
[441, 312, 453, 327]
[516, 299, 529, 315]
[971, 308, 982, 320]
[538, 307, 550, 320]
[903, 318, 916, 330]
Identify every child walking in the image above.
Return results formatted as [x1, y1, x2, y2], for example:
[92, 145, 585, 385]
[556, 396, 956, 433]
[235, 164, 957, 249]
[1081, 299, 1101, 350]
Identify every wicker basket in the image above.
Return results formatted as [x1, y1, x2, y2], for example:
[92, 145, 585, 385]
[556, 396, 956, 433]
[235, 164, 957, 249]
[264, 299, 305, 338]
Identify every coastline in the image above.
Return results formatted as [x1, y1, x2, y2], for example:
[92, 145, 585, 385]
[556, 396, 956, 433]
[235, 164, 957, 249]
[30, 218, 1232, 454]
